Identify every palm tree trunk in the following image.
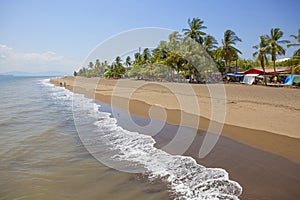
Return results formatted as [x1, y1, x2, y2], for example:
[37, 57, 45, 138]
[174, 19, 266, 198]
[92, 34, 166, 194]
[228, 61, 231, 73]
[261, 59, 267, 86]
[273, 59, 277, 76]
[225, 60, 229, 73]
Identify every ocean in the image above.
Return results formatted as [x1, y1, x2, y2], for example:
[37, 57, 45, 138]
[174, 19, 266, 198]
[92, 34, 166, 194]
[0, 76, 242, 200]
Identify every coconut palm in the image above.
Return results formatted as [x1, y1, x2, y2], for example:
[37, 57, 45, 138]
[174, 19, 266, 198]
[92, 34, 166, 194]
[232, 51, 239, 73]
[267, 28, 290, 75]
[124, 56, 131, 77]
[88, 61, 94, 69]
[182, 17, 207, 44]
[134, 52, 142, 66]
[125, 56, 131, 67]
[287, 29, 300, 57]
[203, 35, 218, 56]
[115, 56, 122, 66]
[209, 47, 224, 74]
[168, 31, 181, 51]
[95, 59, 100, 67]
[142, 48, 151, 64]
[94, 59, 100, 74]
[253, 35, 270, 85]
[107, 56, 125, 78]
[221, 30, 242, 73]
[203, 35, 218, 63]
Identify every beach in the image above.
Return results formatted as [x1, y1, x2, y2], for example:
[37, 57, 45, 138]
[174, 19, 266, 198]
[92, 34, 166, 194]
[49, 76, 300, 199]
[0, 77, 171, 200]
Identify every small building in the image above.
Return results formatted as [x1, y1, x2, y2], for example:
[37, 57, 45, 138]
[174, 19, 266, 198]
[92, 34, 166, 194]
[244, 67, 291, 75]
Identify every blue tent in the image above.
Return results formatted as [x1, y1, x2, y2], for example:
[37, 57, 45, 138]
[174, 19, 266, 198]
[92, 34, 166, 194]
[225, 73, 244, 77]
[284, 74, 300, 85]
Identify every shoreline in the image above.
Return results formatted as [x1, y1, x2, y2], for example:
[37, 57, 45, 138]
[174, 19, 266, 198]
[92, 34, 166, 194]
[50, 76, 300, 199]
[97, 100, 300, 199]
[153, 127, 300, 199]
[50, 76, 300, 164]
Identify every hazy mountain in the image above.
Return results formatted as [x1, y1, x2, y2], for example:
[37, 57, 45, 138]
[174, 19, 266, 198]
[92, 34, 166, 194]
[0, 71, 70, 77]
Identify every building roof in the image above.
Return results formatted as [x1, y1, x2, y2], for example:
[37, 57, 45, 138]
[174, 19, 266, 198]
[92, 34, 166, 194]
[244, 67, 291, 75]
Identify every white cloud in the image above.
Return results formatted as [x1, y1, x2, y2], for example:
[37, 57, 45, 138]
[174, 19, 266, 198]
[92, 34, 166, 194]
[0, 44, 80, 73]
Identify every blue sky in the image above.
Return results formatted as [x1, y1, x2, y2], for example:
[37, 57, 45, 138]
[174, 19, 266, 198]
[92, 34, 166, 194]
[0, 0, 299, 73]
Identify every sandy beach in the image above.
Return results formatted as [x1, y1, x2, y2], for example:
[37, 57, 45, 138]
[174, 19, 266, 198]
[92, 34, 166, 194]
[51, 76, 300, 161]
[50, 76, 300, 199]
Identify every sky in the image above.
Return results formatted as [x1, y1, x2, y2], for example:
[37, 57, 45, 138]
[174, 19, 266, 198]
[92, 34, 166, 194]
[0, 0, 299, 74]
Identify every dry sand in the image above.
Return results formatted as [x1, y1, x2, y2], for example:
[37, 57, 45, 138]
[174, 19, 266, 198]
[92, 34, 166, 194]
[50, 76, 300, 199]
[50, 76, 300, 164]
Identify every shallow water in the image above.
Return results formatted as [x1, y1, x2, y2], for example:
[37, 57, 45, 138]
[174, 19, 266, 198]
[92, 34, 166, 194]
[0, 77, 169, 200]
[0, 77, 242, 199]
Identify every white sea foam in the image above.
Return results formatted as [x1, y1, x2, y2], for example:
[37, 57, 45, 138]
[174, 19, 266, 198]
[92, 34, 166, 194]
[39, 79, 73, 103]
[42, 79, 242, 200]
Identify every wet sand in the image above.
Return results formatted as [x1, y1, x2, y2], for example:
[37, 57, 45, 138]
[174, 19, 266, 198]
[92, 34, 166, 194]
[153, 129, 300, 199]
[50, 76, 300, 199]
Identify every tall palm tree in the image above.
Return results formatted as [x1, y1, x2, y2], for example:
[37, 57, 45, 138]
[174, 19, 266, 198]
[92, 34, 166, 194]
[95, 59, 100, 74]
[115, 56, 122, 66]
[267, 28, 290, 75]
[95, 59, 100, 68]
[232, 51, 239, 73]
[287, 29, 300, 57]
[88, 61, 94, 70]
[111, 56, 125, 78]
[134, 52, 142, 66]
[182, 17, 207, 44]
[203, 35, 218, 55]
[125, 56, 131, 68]
[142, 48, 151, 64]
[208, 47, 226, 75]
[125, 56, 131, 76]
[221, 30, 242, 73]
[253, 35, 270, 85]
[168, 31, 181, 51]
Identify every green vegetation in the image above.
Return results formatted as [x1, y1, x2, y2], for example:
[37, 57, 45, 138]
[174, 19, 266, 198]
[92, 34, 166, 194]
[220, 30, 242, 73]
[288, 29, 300, 57]
[253, 36, 270, 85]
[75, 18, 299, 82]
[287, 29, 300, 74]
[267, 28, 290, 75]
[104, 56, 126, 78]
[182, 18, 207, 44]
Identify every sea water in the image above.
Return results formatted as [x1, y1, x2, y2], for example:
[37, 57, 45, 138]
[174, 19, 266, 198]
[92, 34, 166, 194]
[0, 77, 242, 199]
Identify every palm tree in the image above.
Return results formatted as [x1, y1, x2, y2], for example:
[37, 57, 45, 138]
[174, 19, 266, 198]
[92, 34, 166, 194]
[100, 60, 108, 74]
[182, 17, 207, 44]
[115, 56, 122, 66]
[94, 59, 100, 74]
[168, 31, 181, 51]
[253, 35, 270, 85]
[133, 52, 142, 66]
[287, 29, 300, 57]
[221, 30, 242, 73]
[95, 59, 100, 67]
[203, 35, 218, 56]
[267, 28, 290, 75]
[211, 48, 226, 75]
[142, 48, 151, 64]
[88, 61, 94, 69]
[232, 51, 239, 73]
[124, 56, 131, 77]
[125, 55, 131, 70]
[111, 56, 125, 78]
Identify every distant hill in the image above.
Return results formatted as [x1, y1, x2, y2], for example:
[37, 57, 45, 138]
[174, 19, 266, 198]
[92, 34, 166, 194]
[0, 71, 69, 77]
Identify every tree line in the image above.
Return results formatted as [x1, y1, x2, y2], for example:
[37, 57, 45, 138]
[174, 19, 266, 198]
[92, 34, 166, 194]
[75, 18, 300, 82]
